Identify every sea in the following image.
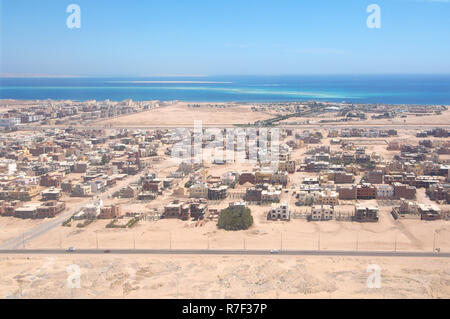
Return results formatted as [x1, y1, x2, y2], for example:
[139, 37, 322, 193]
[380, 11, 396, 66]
[1, 75, 450, 105]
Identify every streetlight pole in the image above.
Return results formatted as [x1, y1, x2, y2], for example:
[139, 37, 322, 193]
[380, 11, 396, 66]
[280, 232, 283, 251]
[356, 231, 359, 252]
[318, 231, 321, 251]
[394, 232, 397, 252]
[433, 230, 436, 252]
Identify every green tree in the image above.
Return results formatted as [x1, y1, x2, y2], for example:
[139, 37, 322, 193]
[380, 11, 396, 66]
[217, 206, 253, 231]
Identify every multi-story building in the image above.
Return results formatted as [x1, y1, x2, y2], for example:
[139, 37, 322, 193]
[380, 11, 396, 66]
[376, 184, 394, 199]
[334, 172, 354, 184]
[163, 200, 190, 220]
[245, 187, 262, 202]
[319, 190, 339, 206]
[310, 205, 334, 221]
[98, 204, 122, 219]
[338, 186, 357, 200]
[189, 183, 208, 199]
[268, 202, 290, 221]
[356, 183, 376, 200]
[366, 170, 383, 184]
[354, 204, 379, 222]
[207, 185, 228, 200]
[393, 182, 416, 200]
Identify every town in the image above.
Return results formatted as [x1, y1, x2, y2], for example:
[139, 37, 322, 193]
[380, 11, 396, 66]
[0, 99, 448, 253]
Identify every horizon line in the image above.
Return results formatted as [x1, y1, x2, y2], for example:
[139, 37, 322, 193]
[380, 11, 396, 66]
[2, 73, 450, 79]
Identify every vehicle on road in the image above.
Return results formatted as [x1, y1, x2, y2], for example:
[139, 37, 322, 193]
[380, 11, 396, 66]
[104, 249, 111, 253]
[270, 249, 279, 254]
[66, 247, 75, 252]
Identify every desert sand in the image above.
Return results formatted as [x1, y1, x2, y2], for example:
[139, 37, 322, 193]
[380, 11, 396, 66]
[1, 254, 449, 299]
[100, 102, 272, 126]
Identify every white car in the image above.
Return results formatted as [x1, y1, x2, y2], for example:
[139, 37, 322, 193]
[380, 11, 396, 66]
[270, 249, 279, 254]
[66, 247, 76, 252]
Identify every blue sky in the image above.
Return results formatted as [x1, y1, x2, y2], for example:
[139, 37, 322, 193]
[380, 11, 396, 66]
[0, 0, 449, 76]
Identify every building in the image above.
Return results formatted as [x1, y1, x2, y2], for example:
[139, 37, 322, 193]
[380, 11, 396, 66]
[376, 184, 394, 199]
[270, 171, 288, 186]
[319, 190, 339, 206]
[354, 204, 379, 222]
[72, 183, 92, 197]
[189, 183, 208, 199]
[208, 185, 228, 200]
[366, 170, 383, 184]
[393, 183, 416, 200]
[356, 183, 376, 200]
[278, 160, 296, 174]
[189, 199, 208, 220]
[310, 205, 334, 221]
[239, 172, 256, 185]
[41, 188, 62, 201]
[163, 200, 190, 220]
[98, 204, 122, 219]
[255, 170, 273, 184]
[261, 188, 282, 203]
[418, 204, 441, 221]
[36, 201, 66, 218]
[338, 186, 357, 200]
[334, 172, 354, 184]
[14, 203, 41, 219]
[245, 187, 262, 202]
[268, 202, 290, 221]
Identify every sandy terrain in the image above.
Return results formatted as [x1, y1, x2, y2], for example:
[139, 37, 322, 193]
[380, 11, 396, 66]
[1, 254, 449, 299]
[100, 102, 272, 126]
[19, 199, 449, 253]
[281, 110, 450, 126]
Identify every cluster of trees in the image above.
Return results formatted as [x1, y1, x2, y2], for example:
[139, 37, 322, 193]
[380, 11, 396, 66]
[218, 206, 253, 231]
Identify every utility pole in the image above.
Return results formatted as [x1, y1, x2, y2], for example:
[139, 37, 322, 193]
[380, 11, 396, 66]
[394, 232, 397, 252]
[243, 236, 246, 250]
[280, 232, 283, 251]
[318, 231, 321, 251]
[96, 233, 99, 249]
[356, 231, 359, 252]
[433, 230, 437, 252]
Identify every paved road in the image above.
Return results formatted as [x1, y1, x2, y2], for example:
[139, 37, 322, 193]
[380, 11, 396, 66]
[0, 249, 448, 258]
[0, 169, 153, 250]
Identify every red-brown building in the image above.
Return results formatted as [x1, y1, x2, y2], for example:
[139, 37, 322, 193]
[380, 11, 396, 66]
[393, 183, 416, 200]
[356, 184, 377, 200]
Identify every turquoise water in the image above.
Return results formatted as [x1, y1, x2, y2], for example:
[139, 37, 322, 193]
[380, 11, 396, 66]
[1, 75, 450, 104]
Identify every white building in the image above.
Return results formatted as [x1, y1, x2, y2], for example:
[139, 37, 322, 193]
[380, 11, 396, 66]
[376, 184, 394, 199]
[310, 205, 334, 221]
[268, 202, 290, 221]
[189, 182, 208, 199]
